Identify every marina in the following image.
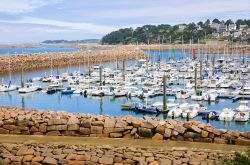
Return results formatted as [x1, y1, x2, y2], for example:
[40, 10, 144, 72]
[0, 48, 249, 132]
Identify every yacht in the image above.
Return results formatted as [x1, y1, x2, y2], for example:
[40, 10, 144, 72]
[218, 108, 235, 122]
[18, 83, 40, 93]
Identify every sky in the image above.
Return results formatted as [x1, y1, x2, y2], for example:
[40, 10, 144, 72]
[0, 0, 249, 43]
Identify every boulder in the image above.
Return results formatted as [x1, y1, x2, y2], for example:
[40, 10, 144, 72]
[81, 118, 92, 128]
[201, 130, 208, 138]
[184, 132, 201, 139]
[141, 120, 158, 129]
[0, 128, 9, 134]
[110, 133, 123, 138]
[67, 118, 80, 125]
[152, 133, 163, 141]
[115, 119, 127, 128]
[92, 121, 104, 126]
[79, 127, 90, 135]
[104, 118, 116, 128]
[132, 119, 141, 127]
[190, 125, 202, 133]
[236, 138, 250, 145]
[174, 124, 186, 134]
[138, 127, 153, 137]
[99, 156, 114, 164]
[164, 128, 172, 138]
[90, 126, 103, 134]
[47, 125, 67, 131]
[43, 157, 57, 165]
[48, 119, 67, 125]
[67, 124, 79, 131]
[214, 137, 228, 144]
[155, 125, 165, 135]
[46, 131, 61, 136]
[103, 128, 124, 134]
[240, 132, 250, 139]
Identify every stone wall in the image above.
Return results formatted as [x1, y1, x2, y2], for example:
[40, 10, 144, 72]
[0, 143, 233, 165]
[0, 106, 249, 146]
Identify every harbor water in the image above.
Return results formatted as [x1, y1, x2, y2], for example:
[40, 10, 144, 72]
[0, 48, 249, 132]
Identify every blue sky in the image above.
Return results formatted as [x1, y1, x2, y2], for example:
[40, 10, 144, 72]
[0, 0, 249, 43]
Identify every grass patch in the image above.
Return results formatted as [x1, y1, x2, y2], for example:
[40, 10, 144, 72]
[221, 147, 250, 165]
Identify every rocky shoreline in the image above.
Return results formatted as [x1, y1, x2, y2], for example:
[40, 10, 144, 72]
[0, 46, 145, 75]
[0, 106, 249, 146]
[0, 142, 234, 165]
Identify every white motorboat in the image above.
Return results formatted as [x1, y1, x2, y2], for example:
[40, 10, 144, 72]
[0, 83, 17, 92]
[218, 108, 235, 121]
[235, 101, 250, 112]
[234, 112, 249, 122]
[176, 90, 190, 99]
[168, 107, 183, 118]
[18, 83, 40, 93]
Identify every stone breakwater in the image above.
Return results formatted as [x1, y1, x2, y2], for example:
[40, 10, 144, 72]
[0, 143, 234, 165]
[0, 106, 249, 146]
[0, 46, 145, 75]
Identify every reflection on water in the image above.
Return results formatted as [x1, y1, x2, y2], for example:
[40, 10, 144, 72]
[0, 91, 249, 132]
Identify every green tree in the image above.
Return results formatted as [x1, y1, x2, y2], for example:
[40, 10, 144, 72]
[212, 18, 221, 24]
[225, 19, 234, 26]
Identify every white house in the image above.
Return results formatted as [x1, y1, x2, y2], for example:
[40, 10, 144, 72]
[234, 31, 242, 38]
[222, 31, 230, 37]
[178, 24, 186, 31]
[228, 24, 236, 31]
[212, 32, 219, 38]
[240, 25, 248, 31]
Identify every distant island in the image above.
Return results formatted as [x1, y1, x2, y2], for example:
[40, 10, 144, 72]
[42, 39, 100, 44]
[102, 18, 250, 44]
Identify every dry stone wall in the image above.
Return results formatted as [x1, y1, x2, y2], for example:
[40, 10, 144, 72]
[0, 106, 249, 146]
[0, 143, 234, 165]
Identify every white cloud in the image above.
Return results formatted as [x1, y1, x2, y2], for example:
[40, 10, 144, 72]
[0, 0, 62, 14]
[0, 17, 119, 34]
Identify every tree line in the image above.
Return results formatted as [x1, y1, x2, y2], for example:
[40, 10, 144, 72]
[101, 19, 250, 45]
